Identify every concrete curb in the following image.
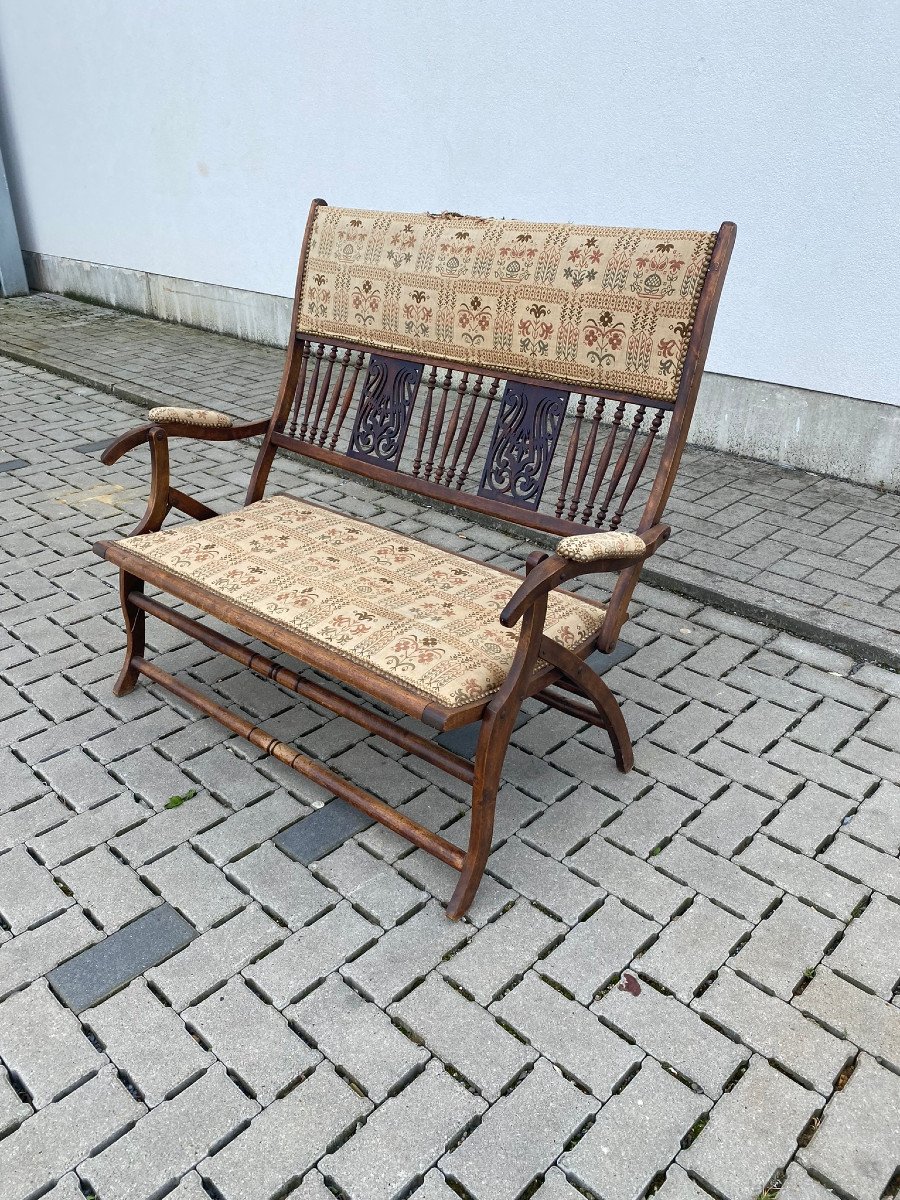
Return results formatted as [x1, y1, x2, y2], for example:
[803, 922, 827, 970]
[2, 335, 897, 673]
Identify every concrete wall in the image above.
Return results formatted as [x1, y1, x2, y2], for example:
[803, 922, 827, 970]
[0, 1, 897, 481]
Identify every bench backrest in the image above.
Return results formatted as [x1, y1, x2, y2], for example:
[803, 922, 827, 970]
[248, 201, 735, 539]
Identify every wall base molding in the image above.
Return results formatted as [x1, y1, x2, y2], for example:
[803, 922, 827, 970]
[23, 250, 899, 490]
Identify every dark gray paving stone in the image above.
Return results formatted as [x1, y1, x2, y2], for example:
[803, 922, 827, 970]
[436, 712, 527, 760]
[274, 799, 372, 865]
[586, 641, 637, 674]
[47, 904, 195, 1013]
[73, 438, 114, 455]
[0, 459, 30, 474]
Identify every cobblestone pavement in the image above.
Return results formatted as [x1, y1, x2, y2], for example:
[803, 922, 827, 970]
[2, 292, 900, 670]
[1, 353, 900, 1200]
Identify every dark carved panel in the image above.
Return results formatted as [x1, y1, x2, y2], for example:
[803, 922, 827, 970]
[477, 382, 568, 510]
[346, 354, 424, 470]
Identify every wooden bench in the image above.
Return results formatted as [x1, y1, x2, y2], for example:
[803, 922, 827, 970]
[94, 202, 735, 918]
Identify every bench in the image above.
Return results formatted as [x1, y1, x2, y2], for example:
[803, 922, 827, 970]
[94, 202, 735, 918]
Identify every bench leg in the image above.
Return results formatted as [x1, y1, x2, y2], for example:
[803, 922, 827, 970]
[113, 572, 145, 696]
[539, 636, 634, 773]
[447, 701, 518, 921]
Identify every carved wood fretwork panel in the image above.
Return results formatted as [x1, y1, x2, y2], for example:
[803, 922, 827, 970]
[346, 354, 424, 469]
[477, 382, 568, 511]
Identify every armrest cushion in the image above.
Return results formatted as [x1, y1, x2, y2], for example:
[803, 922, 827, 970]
[148, 406, 233, 428]
[555, 530, 646, 563]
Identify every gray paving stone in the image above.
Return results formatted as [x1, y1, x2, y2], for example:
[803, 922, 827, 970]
[342, 900, 468, 1007]
[818, 832, 900, 901]
[314, 840, 426, 927]
[679, 1055, 820, 1200]
[797, 1053, 900, 1200]
[561, 1058, 709, 1200]
[246, 900, 376, 1008]
[0, 979, 105, 1107]
[30, 793, 149, 867]
[765, 783, 856, 855]
[729, 895, 842, 1000]
[568, 836, 692, 923]
[540, 896, 659, 1004]
[56, 844, 159, 930]
[684, 783, 778, 857]
[595, 973, 748, 1099]
[795, 968, 900, 1070]
[791, 697, 865, 753]
[443, 1059, 596, 1200]
[631, 740, 725, 802]
[111, 794, 228, 864]
[414, 1170, 462, 1200]
[845, 780, 900, 853]
[0, 794, 70, 851]
[695, 968, 852, 1094]
[85, 979, 214, 1106]
[695, 737, 799, 801]
[0, 845, 71, 932]
[649, 701, 728, 755]
[200, 1062, 371, 1200]
[142, 843, 247, 930]
[494, 971, 641, 1100]
[110, 745, 198, 809]
[323, 1060, 486, 1200]
[652, 1164, 716, 1200]
[655, 835, 780, 921]
[392, 975, 536, 1100]
[719, 698, 797, 754]
[825, 894, 900, 997]
[0, 1067, 30, 1137]
[288, 973, 427, 1102]
[81, 1062, 258, 1200]
[638, 896, 750, 1000]
[0, 747, 45, 811]
[440, 899, 562, 1004]
[185, 743, 274, 807]
[227, 839, 335, 927]
[193, 791, 305, 865]
[0, 1065, 144, 1200]
[518, 784, 621, 859]
[0, 906, 101, 1001]
[778, 1162, 841, 1200]
[48, 902, 196, 1013]
[604, 785, 701, 858]
[86, 705, 184, 764]
[736, 835, 867, 920]
[186, 977, 319, 1105]
[331, 742, 425, 804]
[767, 738, 873, 799]
[147, 902, 282, 1011]
[396, 841, 515, 928]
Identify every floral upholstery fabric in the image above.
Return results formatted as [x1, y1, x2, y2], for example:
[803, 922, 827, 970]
[556, 530, 646, 563]
[112, 494, 606, 709]
[148, 407, 233, 428]
[297, 205, 717, 400]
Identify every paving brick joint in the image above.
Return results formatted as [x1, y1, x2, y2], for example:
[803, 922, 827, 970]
[0, 323, 898, 1199]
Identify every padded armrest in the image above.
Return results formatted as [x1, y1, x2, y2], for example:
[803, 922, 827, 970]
[555, 530, 646, 563]
[148, 406, 233, 428]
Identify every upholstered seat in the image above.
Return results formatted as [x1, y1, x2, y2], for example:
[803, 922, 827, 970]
[111, 494, 606, 709]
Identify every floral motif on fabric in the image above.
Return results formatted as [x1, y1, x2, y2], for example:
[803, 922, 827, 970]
[299, 207, 718, 400]
[112, 495, 607, 709]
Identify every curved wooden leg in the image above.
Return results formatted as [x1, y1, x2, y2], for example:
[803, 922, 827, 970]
[113, 571, 145, 696]
[540, 636, 634, 773]
[446, 708, 509, 920]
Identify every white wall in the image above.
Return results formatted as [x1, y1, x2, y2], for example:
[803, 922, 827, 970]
[0, 0, 897, 405]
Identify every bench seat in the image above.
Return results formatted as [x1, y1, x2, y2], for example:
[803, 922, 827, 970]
[104, 493, 606, 711]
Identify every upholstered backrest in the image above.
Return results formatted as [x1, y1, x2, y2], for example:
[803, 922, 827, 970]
[296, 206, 717, 402]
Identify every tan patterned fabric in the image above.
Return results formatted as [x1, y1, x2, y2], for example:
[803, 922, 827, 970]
[113, 494, 606, 708]
[556, 530, 646, 563]
[149, 407, 233, 428]
[297, 205, 717, 400]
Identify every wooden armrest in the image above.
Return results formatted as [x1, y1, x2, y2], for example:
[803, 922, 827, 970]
[499, 524, 670, 628]
[101, 416, 270, 465]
